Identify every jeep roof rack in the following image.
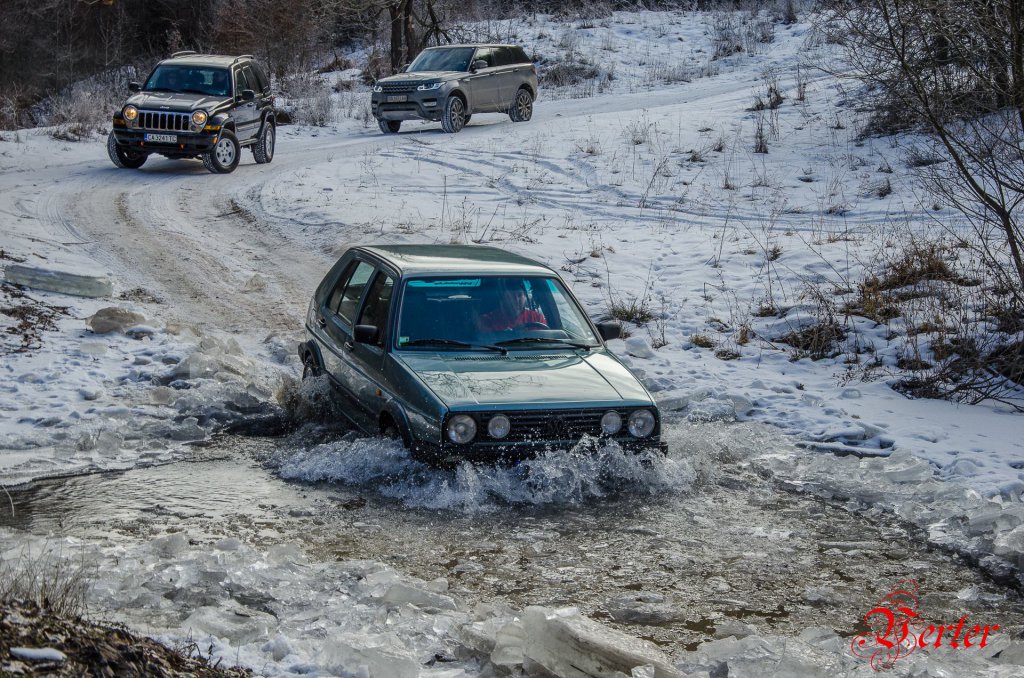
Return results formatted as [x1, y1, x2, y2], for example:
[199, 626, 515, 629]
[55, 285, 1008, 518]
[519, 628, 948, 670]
[171, 50, 198, 58]
[231, 55, 255, 65]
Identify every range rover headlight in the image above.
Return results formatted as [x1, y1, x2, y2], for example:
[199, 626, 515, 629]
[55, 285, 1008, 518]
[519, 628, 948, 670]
[447, 414, 477, 444]
[122, 105, 138, 124]
[627, 409, 656, 438]
[191, 110, 208, 127]
[600, 410, 622, 435]
[372, 84, 383, 93]
[487, 414, 511, 439]
[416, 81, 443, 91]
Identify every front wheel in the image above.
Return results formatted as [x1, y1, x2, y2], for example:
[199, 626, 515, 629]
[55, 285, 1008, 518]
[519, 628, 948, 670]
[441, 96, 466, 134]
[509, 88, 534, 122]
[203, 130, 240, 173]
[253, 121, 275, 164]
[107, 131, 147, 169]
[378, 119, 401, 134]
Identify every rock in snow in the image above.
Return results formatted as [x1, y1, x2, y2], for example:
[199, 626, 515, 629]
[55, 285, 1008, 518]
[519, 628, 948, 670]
[86, 307, 147, 334]
[4, 264, 112, 298]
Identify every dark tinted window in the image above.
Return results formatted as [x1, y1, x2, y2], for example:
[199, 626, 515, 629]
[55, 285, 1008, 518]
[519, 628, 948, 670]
[510, 46, 530, 64]
[241, 66, 257, 92]
[250, 62, 269, 92]
[234, 67, 251, 93]
[493, 47, 515, 67]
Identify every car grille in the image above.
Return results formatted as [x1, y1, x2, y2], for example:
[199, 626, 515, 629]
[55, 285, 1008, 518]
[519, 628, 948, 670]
[475, 408, 633, 443]
[138, 110, 192, 132]
[379, 82, 419, 94]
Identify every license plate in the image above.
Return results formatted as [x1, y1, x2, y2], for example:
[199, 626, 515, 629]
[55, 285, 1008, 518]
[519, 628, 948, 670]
[144, 133, 177, 143]
[386, 95, 407, 103]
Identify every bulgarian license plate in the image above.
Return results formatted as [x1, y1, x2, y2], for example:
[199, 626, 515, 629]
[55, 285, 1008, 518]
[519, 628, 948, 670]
[386, 95, 407, 103]
[144, 133, 177, 143]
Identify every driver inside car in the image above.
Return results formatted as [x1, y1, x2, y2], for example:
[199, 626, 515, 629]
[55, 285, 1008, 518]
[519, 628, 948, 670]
[479, 281, 546, 332]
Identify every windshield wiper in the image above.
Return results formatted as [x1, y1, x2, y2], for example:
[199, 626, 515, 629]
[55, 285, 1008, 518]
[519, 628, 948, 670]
[495, 337, 594, 350]
[402, 338, 507, 354]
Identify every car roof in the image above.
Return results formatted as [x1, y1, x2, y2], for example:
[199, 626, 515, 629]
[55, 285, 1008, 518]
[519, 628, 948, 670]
[421, 44, 523, 50]
[356, 244, 555, 276]
[161, 54, 250, 68]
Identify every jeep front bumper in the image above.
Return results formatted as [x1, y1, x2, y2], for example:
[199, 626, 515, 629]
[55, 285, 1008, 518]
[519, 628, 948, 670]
[111, 129, 218, 157]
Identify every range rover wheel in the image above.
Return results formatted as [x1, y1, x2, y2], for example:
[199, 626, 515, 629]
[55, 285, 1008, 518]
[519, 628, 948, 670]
[378, 119, 401, 134]
[107, 131, 147, 169]
[509, 88, 533, 122]
[441, 96, 466, 133]
[463, 114, 472, 125]
[203, 130, 240, 173]
[253, 121, 275, 164]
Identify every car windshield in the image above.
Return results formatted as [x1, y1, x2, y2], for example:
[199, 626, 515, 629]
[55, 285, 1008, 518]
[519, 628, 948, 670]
[407, 47, 476, 73]
[143, 65, 231, 97]
[396, 276, 600, 350]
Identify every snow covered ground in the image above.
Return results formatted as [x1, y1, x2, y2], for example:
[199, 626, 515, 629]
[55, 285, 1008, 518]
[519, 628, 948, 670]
[2, 6, 1023, 676]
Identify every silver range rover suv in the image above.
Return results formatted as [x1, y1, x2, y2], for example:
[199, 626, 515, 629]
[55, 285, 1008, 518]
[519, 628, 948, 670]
[371, 44, 538, 134]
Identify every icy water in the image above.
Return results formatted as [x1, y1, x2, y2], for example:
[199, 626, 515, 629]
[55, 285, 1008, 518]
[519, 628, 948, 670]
[3, 421, 1023, 657]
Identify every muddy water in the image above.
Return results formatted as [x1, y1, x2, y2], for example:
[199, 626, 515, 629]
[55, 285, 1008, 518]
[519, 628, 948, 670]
[3, 423, 1022, 657]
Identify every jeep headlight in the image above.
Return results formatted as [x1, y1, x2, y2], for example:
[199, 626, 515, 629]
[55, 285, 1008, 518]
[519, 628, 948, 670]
[627, 409, 656, 438]
[416, 81, 442, 91]
[191, 110, 208, 127]
[446, 414, 477, 445]
[122, 105, 138, 125]
[372, 84, 383, 93]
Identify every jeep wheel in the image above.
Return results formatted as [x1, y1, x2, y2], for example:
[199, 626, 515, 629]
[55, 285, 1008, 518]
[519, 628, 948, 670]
[441, 96, 466, 134]
[253, 121, 275, 164]
[203, 130, 240, 173]
[301, 354, 321, 380]
[378, 119, 401, 134]
[107, 131, 147, 169]
[509, 88, 533, 122]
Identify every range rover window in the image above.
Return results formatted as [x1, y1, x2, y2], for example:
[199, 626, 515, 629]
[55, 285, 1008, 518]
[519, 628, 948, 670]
[493, 47, 516, 67]
[474, 47, 496, 68]
[510, 46, 530, 64]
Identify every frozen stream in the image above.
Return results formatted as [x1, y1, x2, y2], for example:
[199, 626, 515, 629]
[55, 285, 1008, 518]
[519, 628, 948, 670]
[3, 421, 1022, 673]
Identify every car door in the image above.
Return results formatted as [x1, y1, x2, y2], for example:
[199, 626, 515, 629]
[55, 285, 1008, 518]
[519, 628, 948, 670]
[466, 47, 501, 111]
[232, 65, 258, 140]
[321, 259, 375, 426]
[492, 47, 520, 109]
[346, 270, 397, 426]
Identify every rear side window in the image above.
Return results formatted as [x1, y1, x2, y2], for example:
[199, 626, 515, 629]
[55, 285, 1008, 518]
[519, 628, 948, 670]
[510, 46, 530, 64]
[234, 67, 251, 93]
[493, 47, 515, 67]
[328, 261, 375, 324]
[250, 62, 269, 92]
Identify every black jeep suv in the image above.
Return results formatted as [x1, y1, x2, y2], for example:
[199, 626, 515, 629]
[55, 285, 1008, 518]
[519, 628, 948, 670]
[108, 52, 276, 173]
[371, 44, 538, 134]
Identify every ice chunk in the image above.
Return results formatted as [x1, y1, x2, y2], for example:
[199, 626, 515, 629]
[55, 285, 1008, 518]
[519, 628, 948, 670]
[4, 264, 112, 298]
[491, 620, 524, 667]
[523, 606, 685, 678]
[320, 637, 419, 678]
[151, 533, 189, 557]
[263, 633, 293, 662]
[11, 647, 67, 662]
[79, 341, 107, 356]
[714, 618, 756, 639]
[380, 581, 458, 610]
[87, 307, 147, 334]
[149, 386, 176, 405]
[624, 337, 657, 359]
[182, 605, 277, 644]
[606, 593, 686, 625]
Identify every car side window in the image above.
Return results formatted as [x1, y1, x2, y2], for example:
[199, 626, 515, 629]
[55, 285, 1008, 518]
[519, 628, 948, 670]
[475, 47, 495, 68]
[251, 63, 269, 92]
[234, 67, 251, 94]
[511, 46, 530, 64]
[330, 261, 375, 325]
[357, 273, 395, 337]
[241, 65, 257, 92]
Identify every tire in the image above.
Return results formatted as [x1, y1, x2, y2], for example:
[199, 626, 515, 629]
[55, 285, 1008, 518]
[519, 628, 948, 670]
[441, 96, 466, 134]
[301, 353, 321, 380]
[203, 129, 240, 173]
[378, 119, 401, 134]
[107, 131, 147, 169]
[463, 114, 472, 125]
[253, 121, 275, 164]
[509, 88, 533, 122]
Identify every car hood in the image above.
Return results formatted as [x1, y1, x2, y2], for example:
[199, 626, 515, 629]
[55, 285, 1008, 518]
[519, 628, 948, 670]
[395, 350, 653, 409]
[378, 71, 464, 84]
[127, 91, 232, 112]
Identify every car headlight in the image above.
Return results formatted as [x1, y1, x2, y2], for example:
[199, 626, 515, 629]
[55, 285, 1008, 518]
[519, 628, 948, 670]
[600, 410, 622, 435]
[627, 409, 656, 438]
[447, 414, 477, 444]
[191, 110, 208, 127]
[372, 84, 383, 93]
[416, 81, 442, 91]
[123, 105, 138, 124]
[487, 414, 511, 439]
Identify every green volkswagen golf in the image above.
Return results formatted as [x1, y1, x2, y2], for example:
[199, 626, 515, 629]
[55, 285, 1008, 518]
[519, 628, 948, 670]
[299, 244, 668, 466]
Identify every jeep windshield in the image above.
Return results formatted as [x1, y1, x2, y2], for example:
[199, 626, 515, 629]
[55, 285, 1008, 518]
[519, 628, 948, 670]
[406, 47, 475, 73]
[396, 276, 600, 350]
[143, 65, 231, 97]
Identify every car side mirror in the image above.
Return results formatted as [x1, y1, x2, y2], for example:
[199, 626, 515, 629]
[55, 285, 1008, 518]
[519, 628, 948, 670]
[354, 324, 380, 345]
[128, 82, 141, 92]
[471, 59, 487, 72]
[596, 321, 622, 341]
[241, 89, 256, 101]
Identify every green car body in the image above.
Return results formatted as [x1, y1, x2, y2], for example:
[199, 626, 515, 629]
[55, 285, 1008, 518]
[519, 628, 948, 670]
[299, 244, 667, 465]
